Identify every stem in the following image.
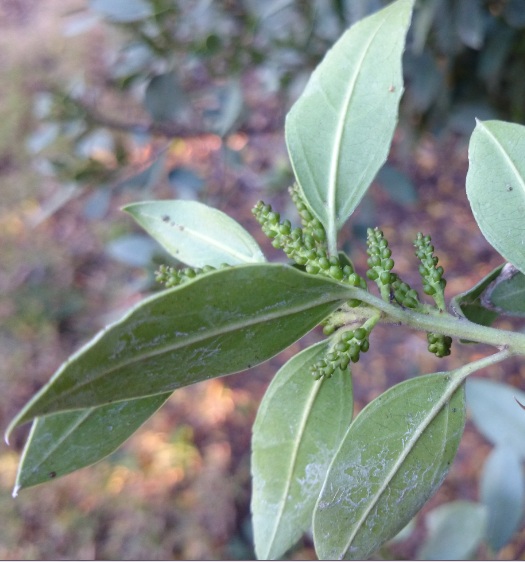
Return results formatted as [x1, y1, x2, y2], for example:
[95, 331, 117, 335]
[327, 222, 338, 258]
[451, 348, 513, 383]
[345, 286, 525, 355]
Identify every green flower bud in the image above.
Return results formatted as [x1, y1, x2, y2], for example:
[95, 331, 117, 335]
[354, 327, 367, 341]
[330, 265, 344, 280]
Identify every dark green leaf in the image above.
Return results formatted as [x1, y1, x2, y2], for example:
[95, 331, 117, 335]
[450, 264, 503, 330]
[144, 72, 187, 123]
[503, 0, 525, 29]
[313, 371, 466, 560]
[485, 263, 525, 317]
[14, 393, 170, 494]
[252, 341, 353, 559]
[7, 264, 352, 434]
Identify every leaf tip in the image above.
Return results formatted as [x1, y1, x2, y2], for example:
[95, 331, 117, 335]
[12, 483, 21, 498]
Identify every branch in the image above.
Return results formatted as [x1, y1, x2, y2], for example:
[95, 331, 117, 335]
[76, 99, 284, 139]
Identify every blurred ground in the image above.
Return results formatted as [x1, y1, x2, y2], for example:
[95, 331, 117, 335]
[1, 2, 525, 560]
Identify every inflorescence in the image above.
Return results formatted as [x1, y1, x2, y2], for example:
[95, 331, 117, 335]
[252, 185, 367, 291]
[156, 264, 229, 288]
[414, 232, 447, 311]
[156, 190, 454, 377]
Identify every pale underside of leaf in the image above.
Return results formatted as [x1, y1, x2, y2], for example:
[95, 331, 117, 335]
[251, 341, 353, 559]
[467, 119, 525, 275]
[314, 371, 467, 560]
[285, 0, 413, 250]
[124, 200, 265, 267]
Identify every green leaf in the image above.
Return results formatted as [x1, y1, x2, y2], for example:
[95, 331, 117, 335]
[14, 393, 170, 494]
[251, 341, 353, 560]
[485, 263, 525, 317]
[144, 72, 187, 123]
[313, 371, 466, 560]
[480, 445, 524, 552]
[466, 120, 525, 275]
[450, 264, 503, 329]
[417, 501, 487, 560]
[285, 0, 413, 248]
[467, 378, 525, 459]
[7, 264, 352, 435]
[124, 200, 265, 267]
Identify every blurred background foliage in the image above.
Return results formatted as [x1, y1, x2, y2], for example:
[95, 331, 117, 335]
[1, 0, 525, 559]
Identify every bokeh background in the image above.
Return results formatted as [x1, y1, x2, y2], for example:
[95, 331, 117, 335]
[1, 1, 525, 559]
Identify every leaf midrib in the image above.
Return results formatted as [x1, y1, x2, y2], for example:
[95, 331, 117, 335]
[326, 16, 388, 237]
[266, 373, 327, 558]
[21, 290, 348, 417]
[340, 374, 463, 557]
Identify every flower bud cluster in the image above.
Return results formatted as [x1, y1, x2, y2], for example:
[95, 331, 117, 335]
[311, 326, 371, 380]
[390, 277, 420, 309]
[366, 227, 396, 300]
[289, 184, 326, 238]
[427, 332, 452, 358]
[414, 232, 447, 310]
[156, 263, 224, 288]
[252, 199, 367, 289]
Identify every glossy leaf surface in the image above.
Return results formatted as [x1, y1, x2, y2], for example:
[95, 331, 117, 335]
[467, 120, 525, 274]
[251, 341, 353, 560]
[486, 264, 525, 317]
[124, 200, 265, 267]
[417, 501, 487, 560]
[450, 264, 503, 328]
[313, 372, 466, 560]
[480, 445, 524, 551]
[8, 265, 351, 433]
[467, 378, 525, 459]
[14, 393, 170, 493]
[285, 0, 412, 246]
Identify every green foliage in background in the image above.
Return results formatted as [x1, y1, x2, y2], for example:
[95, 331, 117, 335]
[26, 0, 525, 223]
[9, 1, 525, 560]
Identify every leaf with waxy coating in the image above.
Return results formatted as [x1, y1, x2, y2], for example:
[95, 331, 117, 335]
[466, 120, 525, 275]
[251, 341, 353, 560]
[7, 264, 352, 437]
[14, 393, 170, 494]
[285, 0, 413, 248]
[467, 378, 525, 459]
[417, 501, 487, 560]
[313, 371, 466, 560]
[124, 200, 265, 267]
[480, 445, 524, 552]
